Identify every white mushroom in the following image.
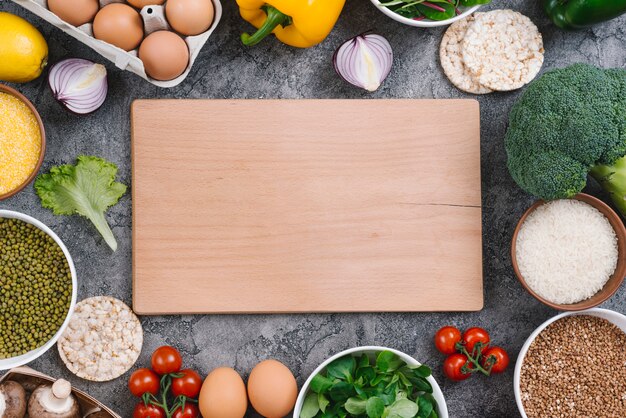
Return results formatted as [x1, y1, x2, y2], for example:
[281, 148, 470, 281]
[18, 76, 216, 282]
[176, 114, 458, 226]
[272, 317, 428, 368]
[0, 381, 26, 418]
[27, 379, 80, 418]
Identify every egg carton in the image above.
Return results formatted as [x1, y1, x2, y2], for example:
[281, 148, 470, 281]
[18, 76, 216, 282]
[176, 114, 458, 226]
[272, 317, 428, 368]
[0, 366, 122, 417]
[11, 0, 222, 88]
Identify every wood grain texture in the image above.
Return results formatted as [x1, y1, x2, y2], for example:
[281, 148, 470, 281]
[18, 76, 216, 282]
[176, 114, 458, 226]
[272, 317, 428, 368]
[131, 99, 483, 314]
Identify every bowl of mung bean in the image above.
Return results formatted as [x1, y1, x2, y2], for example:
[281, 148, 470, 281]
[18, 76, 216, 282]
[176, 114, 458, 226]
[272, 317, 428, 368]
[514, 308, 626, 418]
[0, 84, 46, 201]
[0, 210, 77, 370]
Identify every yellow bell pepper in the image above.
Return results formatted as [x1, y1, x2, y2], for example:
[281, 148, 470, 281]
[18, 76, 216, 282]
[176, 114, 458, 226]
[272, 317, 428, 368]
[237, 0, 345, 48]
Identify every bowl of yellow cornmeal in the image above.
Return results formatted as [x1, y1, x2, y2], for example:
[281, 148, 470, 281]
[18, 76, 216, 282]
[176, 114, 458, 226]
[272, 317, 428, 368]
[0, 84, 45, 200]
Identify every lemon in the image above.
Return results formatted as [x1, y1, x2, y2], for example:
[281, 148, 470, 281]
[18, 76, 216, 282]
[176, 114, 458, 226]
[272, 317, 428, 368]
[0, 12, 48, 83]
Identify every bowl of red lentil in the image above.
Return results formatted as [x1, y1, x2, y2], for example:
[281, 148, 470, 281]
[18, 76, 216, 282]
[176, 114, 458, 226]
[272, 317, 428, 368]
[514, 308, 626, 418]
[0, 84, 46, 201]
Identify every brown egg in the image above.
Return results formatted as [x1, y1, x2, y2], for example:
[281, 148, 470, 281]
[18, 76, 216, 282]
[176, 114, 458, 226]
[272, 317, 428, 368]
[199, 367, 247, 418]
[165, 0, 214, 36]
[93, 4, 144, 51]
[48, 0, 99, 26]
[139, 31, 189, 81]
[127, 0, 165, 8]
[247, 360, 298, 418]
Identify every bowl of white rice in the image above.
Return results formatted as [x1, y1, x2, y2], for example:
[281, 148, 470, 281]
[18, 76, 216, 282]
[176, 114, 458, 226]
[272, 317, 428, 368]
[511, 193, 626, 310]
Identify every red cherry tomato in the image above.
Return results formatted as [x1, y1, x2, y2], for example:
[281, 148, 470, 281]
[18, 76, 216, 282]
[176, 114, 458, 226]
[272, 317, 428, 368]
[434, 326, 462, 355]
[151, 346, 183, 375]
[172, 403, 200, 418]
[482, 346, 510, 374]
[463, 327, 490, 354]
[443, 353, 471, 381]
[171, 369, 203, 398]
[133, 402, 165, 418]
[128, 368, 160, 397]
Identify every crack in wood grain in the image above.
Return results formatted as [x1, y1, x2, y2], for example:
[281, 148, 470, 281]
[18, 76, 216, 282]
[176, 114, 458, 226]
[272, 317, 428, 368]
[398, 202, 481, 209]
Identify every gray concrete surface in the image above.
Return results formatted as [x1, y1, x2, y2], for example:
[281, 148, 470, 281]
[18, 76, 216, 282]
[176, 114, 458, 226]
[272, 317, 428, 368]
[1, 0, 625, 416]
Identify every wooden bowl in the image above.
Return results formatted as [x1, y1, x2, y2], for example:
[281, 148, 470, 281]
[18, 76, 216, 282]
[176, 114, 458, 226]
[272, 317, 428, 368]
[0, 84, 46, 201]
[511, 193, 626, 311]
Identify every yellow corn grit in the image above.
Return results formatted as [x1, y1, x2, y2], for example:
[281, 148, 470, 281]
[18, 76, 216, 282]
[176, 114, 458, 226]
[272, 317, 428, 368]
[0, 92, 42, 195]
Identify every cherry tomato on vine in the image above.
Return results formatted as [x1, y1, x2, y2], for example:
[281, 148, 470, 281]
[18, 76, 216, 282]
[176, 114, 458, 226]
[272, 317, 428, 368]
[172, 403, 200, 418]
[463, 327, 490, 354]
[482, 346, 509, 374]
[434, 326, 462, 355]
[443, 353, 471, 381]
[128, 368, 160, 397]
[133, 402, 165, 418]
[171, 369, 202, 398]
[151, 346, 183, 375]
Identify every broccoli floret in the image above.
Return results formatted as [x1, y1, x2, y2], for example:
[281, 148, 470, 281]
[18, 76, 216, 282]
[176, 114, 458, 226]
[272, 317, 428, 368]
[505, 63, 626, 216]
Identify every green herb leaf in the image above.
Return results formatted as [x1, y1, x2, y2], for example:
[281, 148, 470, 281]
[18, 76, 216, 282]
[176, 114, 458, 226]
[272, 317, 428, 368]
[387, 399, 419, 418]
[416, 396, 435, 418]
[397, 371, 413, 389]
[416, 2, 455, 20]
[405, 374, 433, 393]
[311, 374, 334, 393]
[376, 351, 404, 373]
[319, 393, 330, 413]
[345, 397, 367, 415]
[35, 156, 126, 251]
[300, 392, 320, 418]
[357, 366, 377, 383]
[328, 381, 355, 402]
[366, 397, 385, 418]
[371, 374, 389, 386]
[327, 356, 357, 381]
[414, 365, 432, 378]
[359, 353, 371, 368]
[460, 0, 492, 6]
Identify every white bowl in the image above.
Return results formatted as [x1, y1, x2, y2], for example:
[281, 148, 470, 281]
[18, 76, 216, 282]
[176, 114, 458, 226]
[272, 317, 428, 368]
[0, 210, 77, 370]
[293, 346, 448, 418]
[370, 0, 481, 27]
[514, 308, 626, 417]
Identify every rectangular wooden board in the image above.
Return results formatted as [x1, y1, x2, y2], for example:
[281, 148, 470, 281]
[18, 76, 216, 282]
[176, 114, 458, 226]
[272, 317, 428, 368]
[131, 99, 483, 314]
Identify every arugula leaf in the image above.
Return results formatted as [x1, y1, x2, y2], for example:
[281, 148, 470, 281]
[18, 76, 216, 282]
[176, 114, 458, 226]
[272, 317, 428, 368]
[327, 356, 357, 381]
[35, 156, 126, 251]
[300, 392, 320, 418]
[311, 374, 334, 394]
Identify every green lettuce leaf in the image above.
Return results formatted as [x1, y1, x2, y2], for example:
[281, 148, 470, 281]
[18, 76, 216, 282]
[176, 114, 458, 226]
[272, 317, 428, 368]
[35, 156, 126, 251]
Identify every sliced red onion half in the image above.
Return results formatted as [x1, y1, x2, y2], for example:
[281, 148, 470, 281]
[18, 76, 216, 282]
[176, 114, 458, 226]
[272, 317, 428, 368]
[48, 58, 108, 115]
[333, 33, 393, 92]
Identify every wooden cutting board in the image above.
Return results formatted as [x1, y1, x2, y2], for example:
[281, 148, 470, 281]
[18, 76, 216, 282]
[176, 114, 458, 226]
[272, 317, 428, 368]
[131, 99, 483, 314]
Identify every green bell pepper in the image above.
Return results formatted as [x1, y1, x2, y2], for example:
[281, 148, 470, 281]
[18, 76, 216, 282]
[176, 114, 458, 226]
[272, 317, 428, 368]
[544, 0, 626, 29]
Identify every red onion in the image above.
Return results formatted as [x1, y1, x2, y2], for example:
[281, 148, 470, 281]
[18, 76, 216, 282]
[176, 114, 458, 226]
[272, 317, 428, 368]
[48, 58, 108, 115]
[333, 33, 393, 92]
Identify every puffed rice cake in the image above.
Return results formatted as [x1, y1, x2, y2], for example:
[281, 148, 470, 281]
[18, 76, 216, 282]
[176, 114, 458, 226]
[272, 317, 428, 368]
[58, 296, 143, 382]
[440, 13, 492, 94]
[461, 9, 544, 91]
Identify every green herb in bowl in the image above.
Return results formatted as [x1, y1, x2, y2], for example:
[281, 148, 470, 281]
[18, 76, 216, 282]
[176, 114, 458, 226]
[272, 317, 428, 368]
[299, 350, 438, 418]
[380, 0, 491, 21]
